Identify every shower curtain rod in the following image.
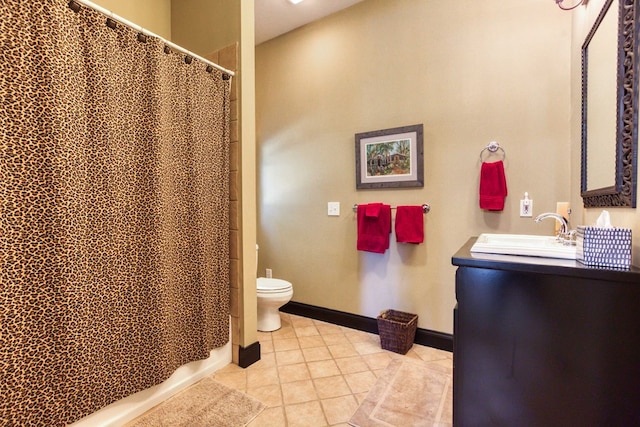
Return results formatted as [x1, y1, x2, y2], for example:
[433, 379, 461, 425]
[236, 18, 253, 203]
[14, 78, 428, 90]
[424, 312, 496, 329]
[71, 0, 235, 78]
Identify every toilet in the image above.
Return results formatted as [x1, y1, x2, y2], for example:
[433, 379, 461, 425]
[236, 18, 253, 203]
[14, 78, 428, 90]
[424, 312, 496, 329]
[256, 245, 293, 332]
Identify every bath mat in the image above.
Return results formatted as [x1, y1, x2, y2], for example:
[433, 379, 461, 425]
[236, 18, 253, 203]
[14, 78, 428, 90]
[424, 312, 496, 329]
[126, 377, 265, 427]
[349, 358, 452, 427]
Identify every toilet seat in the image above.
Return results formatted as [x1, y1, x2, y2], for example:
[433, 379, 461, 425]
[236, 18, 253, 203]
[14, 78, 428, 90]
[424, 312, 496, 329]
[257, 277, 292, 293]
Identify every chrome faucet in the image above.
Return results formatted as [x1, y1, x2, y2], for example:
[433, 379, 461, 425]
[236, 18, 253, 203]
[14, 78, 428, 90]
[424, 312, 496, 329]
[534, 212, 570, 240]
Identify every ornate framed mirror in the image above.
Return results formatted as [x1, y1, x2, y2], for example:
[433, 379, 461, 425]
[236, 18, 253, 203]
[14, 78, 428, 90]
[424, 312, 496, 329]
[581, 0, 638, 207]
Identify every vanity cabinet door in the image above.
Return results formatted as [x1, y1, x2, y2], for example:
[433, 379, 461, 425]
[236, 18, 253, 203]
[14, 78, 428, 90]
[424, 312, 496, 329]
[453, 266, 640, 427]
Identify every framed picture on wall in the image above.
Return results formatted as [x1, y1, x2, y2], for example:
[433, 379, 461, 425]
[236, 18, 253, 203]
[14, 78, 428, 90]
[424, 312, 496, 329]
[355, 124, 424, 189]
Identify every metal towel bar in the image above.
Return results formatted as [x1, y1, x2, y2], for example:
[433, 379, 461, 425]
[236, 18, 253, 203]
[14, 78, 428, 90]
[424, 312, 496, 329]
[352, 203, 430, 213]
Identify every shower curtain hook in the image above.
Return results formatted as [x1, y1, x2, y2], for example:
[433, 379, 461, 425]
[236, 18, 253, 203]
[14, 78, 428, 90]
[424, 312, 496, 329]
[68, 1, 81, 13]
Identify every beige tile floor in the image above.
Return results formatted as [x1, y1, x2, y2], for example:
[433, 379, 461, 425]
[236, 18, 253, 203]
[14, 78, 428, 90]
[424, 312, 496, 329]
[213, 312, 453, 427]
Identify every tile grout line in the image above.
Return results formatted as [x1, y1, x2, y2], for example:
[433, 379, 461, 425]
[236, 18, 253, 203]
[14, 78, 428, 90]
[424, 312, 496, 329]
[434, 374, 451, 424]
[246, 313, 452, 426]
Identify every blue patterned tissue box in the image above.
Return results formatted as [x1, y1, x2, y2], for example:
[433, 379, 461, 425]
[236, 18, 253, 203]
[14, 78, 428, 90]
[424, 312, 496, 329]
[576, 226, 632, 269]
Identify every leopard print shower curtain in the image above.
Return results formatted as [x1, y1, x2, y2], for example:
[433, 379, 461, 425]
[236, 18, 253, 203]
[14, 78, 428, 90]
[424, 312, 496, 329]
[0, 1, 231, 425]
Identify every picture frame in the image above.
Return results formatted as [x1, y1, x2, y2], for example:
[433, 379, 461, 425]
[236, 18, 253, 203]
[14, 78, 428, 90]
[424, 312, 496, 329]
[355, 124, 424, 189]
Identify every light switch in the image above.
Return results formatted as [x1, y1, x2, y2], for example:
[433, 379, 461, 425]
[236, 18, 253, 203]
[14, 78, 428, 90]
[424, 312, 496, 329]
[327, 202, 340, 216]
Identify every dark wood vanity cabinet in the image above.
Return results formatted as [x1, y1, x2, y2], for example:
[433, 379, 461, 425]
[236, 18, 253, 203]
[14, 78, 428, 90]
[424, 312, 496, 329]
[452, 238, 640, 427]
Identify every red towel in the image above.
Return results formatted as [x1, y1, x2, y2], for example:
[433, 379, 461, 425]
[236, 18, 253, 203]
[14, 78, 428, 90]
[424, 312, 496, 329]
[357, 203, 391, 253]
[395, 206, 424, 244]
[479, 160, 508, 211]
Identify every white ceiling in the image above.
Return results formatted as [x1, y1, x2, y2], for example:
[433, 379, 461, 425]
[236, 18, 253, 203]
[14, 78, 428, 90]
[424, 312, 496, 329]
[255, 0, 365, 45]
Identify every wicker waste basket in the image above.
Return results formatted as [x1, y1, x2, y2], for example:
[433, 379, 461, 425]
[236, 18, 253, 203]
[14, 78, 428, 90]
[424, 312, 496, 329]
[377, 309, 418, 355]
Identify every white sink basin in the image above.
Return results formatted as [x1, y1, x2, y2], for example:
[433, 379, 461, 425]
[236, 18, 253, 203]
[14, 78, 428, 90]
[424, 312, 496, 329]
[471, 233, 577, 260]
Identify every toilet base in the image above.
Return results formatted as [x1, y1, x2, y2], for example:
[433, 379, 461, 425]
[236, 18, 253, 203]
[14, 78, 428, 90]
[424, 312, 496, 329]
[257, 306, 283, 332]
[256, 279, 293, 332]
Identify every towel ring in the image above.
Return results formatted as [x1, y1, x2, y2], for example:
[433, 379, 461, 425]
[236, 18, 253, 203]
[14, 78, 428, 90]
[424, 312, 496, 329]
[479, 141, 506, 161]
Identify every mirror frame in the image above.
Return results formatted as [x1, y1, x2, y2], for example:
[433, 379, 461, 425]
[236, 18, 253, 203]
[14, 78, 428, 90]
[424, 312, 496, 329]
[581, 0, 638, 208]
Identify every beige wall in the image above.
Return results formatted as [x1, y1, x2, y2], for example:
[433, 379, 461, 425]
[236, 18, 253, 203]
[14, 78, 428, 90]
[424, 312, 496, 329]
[171, 0, 240, 56]
[569, 0, 640, 266]
[255, 0, 573, 334]
[92, 0, 172, 39]
[92, 0, 240, 59]
[238, 0, 259, 352]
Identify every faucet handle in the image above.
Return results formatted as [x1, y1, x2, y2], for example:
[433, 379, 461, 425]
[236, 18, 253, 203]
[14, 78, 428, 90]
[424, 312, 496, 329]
[558, 229, 577, 246]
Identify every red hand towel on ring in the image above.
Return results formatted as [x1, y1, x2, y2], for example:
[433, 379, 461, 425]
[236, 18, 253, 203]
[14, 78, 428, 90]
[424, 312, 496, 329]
[395, 206, 424, 244]
[479, 160, 508, 211]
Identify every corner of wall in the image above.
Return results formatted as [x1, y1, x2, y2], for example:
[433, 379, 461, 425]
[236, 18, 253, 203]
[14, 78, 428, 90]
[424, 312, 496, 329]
[205, 43, 244, 364]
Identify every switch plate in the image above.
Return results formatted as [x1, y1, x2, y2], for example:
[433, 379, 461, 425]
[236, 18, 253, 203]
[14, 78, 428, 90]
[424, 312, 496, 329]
[520, 198, 533, 217]
[328, 202, 340, 216]
[266, 268, 272, 278]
